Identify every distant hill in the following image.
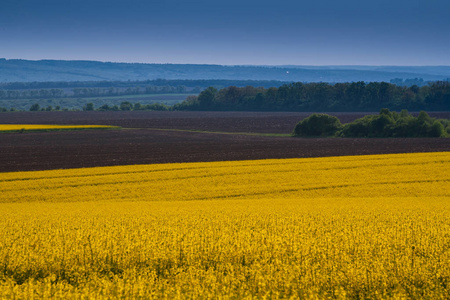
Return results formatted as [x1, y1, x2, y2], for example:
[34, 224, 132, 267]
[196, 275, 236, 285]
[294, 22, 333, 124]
[0, 58, 449, 83]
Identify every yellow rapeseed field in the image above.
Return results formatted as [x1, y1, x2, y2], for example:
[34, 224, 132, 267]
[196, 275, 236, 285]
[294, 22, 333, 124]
[0, 152, 449, 299]
[0, 124, 118, 132]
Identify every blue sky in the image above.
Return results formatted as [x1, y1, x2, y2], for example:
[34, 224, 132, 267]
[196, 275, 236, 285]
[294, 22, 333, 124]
[1, 0, 449, 65]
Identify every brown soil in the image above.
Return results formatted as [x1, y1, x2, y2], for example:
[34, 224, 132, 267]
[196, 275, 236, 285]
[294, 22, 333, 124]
[1, 127, 449, 172]
[2, 111, 449, 134]
[1, 111, 449, 172]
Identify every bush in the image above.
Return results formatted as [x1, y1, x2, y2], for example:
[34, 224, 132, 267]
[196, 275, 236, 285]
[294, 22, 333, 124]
[339, 109, 448, 138]
[143, 103, 169, 111]
[133, 102, 142, 110]
[429, 121, 445, 137]
[120, 101, 133, 111]
[293, 109, 449, 138]
[339, 110, 396, 137]
[98, 104, 110, 111]
[293, 114, 342, 137]
[339, 116, 374, 137]
[83, 103, 94, 111]
[29, 103, 40, 111]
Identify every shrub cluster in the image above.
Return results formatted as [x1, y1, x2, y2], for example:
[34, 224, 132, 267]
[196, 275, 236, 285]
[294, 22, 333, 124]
[293, 114, 343, 137]
[293, 109, 449, 138]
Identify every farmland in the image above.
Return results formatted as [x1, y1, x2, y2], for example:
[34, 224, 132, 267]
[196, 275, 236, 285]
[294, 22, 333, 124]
[1, 152, 449, 298]
[1, 111, 449, 298]
[2, 111, 450, 133]
[2, 152, 448, 203]
[0, 111, 449, 172]
[0, 124, 118, 133]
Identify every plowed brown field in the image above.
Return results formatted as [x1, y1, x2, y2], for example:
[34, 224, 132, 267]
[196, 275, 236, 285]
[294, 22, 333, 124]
[1, 111, 449, 172]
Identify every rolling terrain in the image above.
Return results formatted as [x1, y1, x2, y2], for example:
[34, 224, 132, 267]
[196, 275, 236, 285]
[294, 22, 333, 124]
[0, 111, 449, 172]
[1, 59, 449, 82]
[1, 152, 449, 298]
[1, 111, 449, 298]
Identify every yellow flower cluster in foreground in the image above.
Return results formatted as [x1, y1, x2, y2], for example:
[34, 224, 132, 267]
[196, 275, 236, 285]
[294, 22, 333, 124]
[0, 124, 118, 132]
[0, 152, 449, 299]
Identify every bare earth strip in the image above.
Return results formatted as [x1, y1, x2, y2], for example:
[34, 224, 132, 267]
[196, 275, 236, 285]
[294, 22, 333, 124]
[2, 111, 449, 133]
[1, 111, 449, 172]
[1, 127, 449, 172]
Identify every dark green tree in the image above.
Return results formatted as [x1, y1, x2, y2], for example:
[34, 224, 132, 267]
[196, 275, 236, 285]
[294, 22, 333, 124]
[120, 101, 133, 111]
[293, 114, 342, 137]
[197, 87, 217, 108]
[83, 103, 95, 111]
[29, 103, 40, 111]
[98, 104, 110, 111]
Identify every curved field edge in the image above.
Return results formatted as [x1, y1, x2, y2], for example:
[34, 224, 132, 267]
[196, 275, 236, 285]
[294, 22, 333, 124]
[0, 124, 120, 133]
[0, 152, 448, 203]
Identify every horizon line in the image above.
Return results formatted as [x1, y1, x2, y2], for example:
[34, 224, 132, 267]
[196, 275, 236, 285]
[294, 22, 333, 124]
[1, 58, 449, 68]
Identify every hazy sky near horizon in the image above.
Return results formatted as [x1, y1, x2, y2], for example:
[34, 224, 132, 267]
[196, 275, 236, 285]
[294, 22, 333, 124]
[1, 0, 449, 65]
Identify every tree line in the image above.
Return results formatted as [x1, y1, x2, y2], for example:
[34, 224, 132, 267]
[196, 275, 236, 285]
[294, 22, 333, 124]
[0, 79, 289, 99]
[1, 81, 449, 112]
[293, 109, 449, 138]
[0, 86, 194, 100]
[0, 101, 171, 112]
[174, 81, 450, 111]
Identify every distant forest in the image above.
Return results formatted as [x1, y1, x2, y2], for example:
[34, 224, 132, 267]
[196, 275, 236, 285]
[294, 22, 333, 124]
[0, 79, 289, 111]
[0, 80, 449, 112]
[0, 79, 288, 99]
[174, 81, 450, 112]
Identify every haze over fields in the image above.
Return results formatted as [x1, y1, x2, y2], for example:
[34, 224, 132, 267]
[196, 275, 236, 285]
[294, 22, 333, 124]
[1, 0, 449, 67]
[1, 60, 450, 83]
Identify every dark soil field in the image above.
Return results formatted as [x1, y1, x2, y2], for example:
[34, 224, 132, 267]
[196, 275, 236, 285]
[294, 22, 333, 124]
[1, 111, 449, 172]
[2, 111, 449, 133]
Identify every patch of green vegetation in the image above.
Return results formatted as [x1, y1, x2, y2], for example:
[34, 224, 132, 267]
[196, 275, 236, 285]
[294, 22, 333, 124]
[293, 114, 342, 137]
[293, 109, 449, 138]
